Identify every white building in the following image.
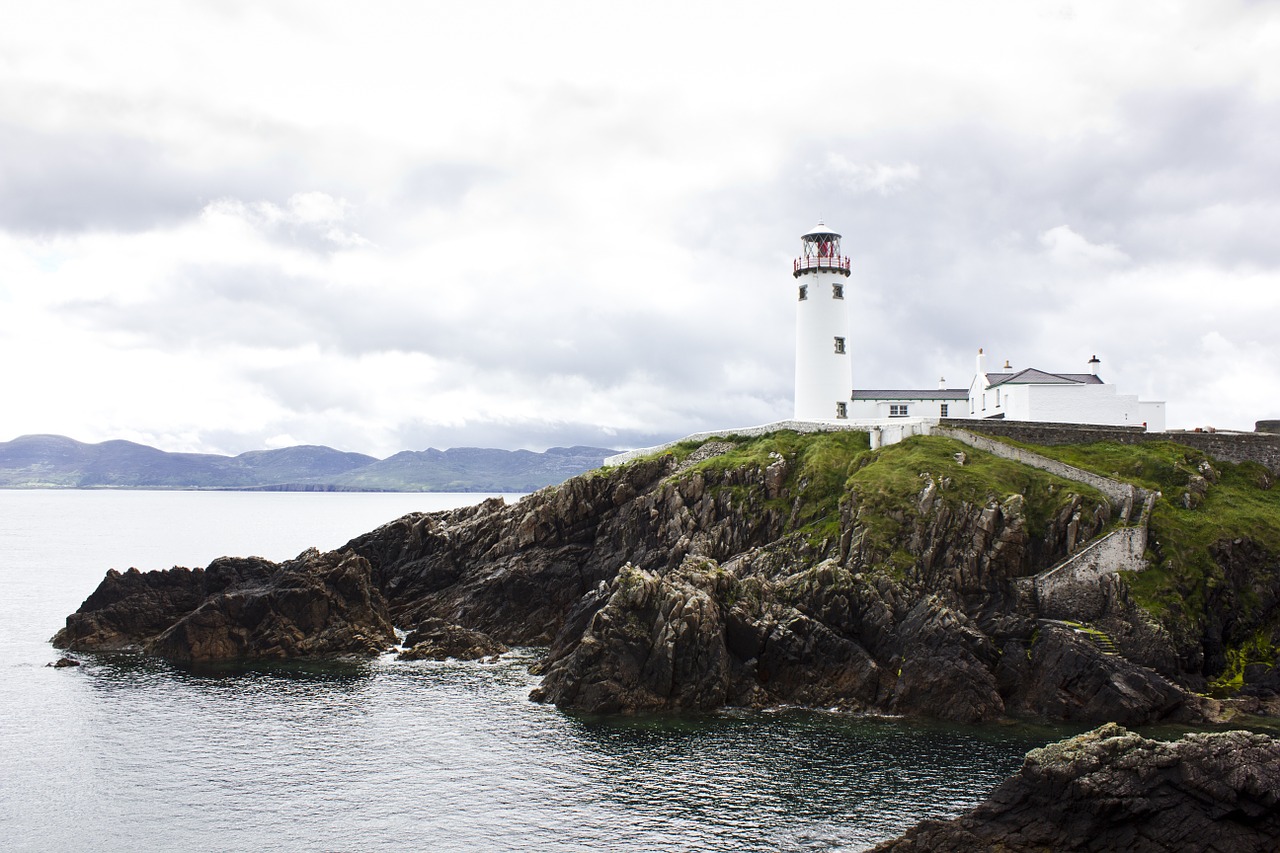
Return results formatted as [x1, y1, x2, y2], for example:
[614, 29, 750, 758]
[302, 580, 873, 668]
[847, 349, 1165, 431]
[795, 221, 1166, 431]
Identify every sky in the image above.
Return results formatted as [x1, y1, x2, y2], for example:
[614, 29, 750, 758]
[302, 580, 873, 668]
[1, 2, 1278, 458]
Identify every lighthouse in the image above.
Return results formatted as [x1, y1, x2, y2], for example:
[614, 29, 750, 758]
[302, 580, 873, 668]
[793, 221, 852, 420]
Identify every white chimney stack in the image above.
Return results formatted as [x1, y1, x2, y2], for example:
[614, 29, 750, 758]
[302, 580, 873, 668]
[976, 347, 987, 384]
[1088, 354, 1101, 376]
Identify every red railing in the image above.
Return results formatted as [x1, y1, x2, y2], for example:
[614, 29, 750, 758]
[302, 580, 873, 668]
[794, 256, 851, 273]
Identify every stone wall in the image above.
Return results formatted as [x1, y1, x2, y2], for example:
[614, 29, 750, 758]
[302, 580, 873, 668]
[1033, 514, 1151, 621]
[943, 419, 1280, 475]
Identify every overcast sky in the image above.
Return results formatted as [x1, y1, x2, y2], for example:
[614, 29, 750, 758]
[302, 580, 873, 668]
[2, 2, 1277, 457]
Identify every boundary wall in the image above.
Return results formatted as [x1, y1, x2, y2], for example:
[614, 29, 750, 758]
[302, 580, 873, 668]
[942, 419, 1280, 475]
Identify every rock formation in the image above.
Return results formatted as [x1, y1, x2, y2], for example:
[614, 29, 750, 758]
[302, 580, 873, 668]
[53, 430, 1280, 726]
[397, 618, 507, 661]
[53, 548, 396, 661]
[871, 723, 1280, 852]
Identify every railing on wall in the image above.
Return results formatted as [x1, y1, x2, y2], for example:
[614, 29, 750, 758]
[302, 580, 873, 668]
[793, 256, 851, 274]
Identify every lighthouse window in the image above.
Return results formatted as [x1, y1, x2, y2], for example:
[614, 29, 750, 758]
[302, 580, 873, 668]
[798, 285, 808, 301]
[940, 404, 949, 417]
[833, 337, 846, 354]
[836, 402, 848, 419]
[890, 404, 909, 417]
[832, 283, 844, 299]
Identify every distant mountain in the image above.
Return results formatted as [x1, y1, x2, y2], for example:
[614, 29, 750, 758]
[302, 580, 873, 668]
[0, 435, 616, 492]
[333, 446, 618, 492]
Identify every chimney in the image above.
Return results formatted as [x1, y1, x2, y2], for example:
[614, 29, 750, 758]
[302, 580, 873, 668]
[1003, 359, 1012, 370]
[976, 347, 987, 382]
[938, 376, 946, 390]
[1088, 354, 1101, 376]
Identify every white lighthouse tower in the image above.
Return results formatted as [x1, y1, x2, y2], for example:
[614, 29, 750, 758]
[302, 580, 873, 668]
[793, 221, 852, 420]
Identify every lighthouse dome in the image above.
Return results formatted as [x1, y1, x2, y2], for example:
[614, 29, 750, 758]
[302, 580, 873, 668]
[802, 221, 841, 239]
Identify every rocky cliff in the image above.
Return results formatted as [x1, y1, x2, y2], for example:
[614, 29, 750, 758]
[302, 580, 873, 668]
[53, 430, 1280, 724]
[871, 723, 1280, 852]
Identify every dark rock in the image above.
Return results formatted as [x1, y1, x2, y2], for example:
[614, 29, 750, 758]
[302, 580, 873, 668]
[48, 657, 80, 668]
[1006, 624, 1189, 725]
[871, 723, 1280, 852]
[397, 618, 508, 661]
[53, 548, 395, 661]
[530, 560, 733, 713]
[890, 596, 1004, 723]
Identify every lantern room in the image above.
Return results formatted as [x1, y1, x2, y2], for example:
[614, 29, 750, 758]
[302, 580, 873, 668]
[794, 221, 852, 277]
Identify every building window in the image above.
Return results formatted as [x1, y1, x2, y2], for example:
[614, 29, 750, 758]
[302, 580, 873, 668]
[890, 404, 908, 417]
[834, 336, 846, 354]
[798, 285, 808, 301]
[836, 402, 847, 419]
[940, 404, 949, 417]
[832, 283, 844, 299]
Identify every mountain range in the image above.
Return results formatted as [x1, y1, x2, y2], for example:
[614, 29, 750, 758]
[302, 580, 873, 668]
[0, 434, 618, 492]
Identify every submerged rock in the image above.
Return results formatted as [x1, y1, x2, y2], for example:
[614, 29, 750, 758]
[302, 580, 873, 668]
[871, 723, 1280, 852]
[53, 548, 395, 661]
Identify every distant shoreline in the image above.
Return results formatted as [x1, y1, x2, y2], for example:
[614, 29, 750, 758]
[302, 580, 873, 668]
[0, 434, 616, 493]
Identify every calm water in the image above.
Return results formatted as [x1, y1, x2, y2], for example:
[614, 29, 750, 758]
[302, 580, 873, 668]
[0, 490, 1066, 852]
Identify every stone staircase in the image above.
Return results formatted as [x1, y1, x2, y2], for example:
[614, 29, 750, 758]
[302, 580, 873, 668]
[1040, 618, 1119, 655]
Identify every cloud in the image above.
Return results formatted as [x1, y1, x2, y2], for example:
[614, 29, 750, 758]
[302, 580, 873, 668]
[1039, 225, 1130, 266]
[818, 155, 922, 196]
[1, 1, 1278, 454]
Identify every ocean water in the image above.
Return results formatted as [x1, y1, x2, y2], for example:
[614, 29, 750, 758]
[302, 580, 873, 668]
[0, 490, 1064, 852]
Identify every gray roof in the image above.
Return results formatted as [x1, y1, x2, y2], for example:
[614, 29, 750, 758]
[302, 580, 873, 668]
[986, 368, 1104, 387]
[853, 389, 969, 400]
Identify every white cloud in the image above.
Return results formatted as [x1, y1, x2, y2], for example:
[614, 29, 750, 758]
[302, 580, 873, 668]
[1039, 225, 1130, 266]
[820, 155, 921, 196]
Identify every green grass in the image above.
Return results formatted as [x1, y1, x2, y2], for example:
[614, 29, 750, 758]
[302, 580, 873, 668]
[845, 435, 1107, 550]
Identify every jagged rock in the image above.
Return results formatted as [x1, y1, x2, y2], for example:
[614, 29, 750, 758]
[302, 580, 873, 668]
[397, 618, 507, 661]
[53, 549, 395, 661]
[48, 657, 80, 668]
[1006, 624, 1188, 725]
[748, 609, 887, 710]
[1183, 473, 1209, 509]
[890, 595, 1004, 722]
[530, 560, 733, 713]
[870, 723, 1280, 852]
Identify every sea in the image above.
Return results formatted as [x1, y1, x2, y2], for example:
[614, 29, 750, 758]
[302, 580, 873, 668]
[0, 490, 1075, 852]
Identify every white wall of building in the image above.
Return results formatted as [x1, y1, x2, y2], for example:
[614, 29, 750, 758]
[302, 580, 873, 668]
[795, 270, 852, 421]
[849, 398, 962, 419]
[1140, 401, 1166, 432]
[959, 377, 1166, 430]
